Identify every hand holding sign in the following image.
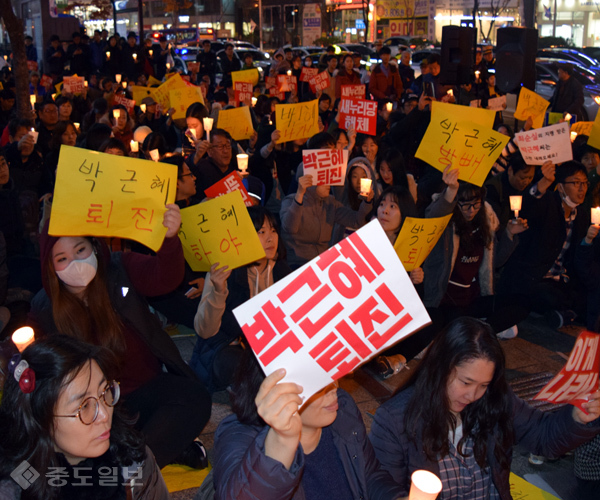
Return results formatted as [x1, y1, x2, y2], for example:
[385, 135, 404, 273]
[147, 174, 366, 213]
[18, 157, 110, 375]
[163, 204, 182, 238]
[573, 389, 600, 424]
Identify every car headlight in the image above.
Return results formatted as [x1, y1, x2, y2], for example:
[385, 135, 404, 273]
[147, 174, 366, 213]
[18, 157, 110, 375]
[594, 95, 600, 106]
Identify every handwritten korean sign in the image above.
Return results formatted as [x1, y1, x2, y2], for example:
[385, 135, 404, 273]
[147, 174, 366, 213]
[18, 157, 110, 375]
[169, 86, 205, 119]
[153, 73, 188, 111]
[231, 68, 260, 87]
[131, 85, 155, 105]
[309, 71, 331, 92]
[534, 331, 599, 413]
[234, 81, 253, 107]
[114, 94, 136, 115]
[487, 95, 506, 112]
[275, 100, 320, 144]
[572, 121, 593, 137]
[415, 102, 508, 187]
[514, 87, 550, 129]
[339, 99, 377, 135]
[63, 76, 85, 94]
[341, 85, 366, 100]
[233, 220, 432, 401]
[301, 67, 318, 82]
[515, 122, 572, 165]
[178, 190, 265, 272]
[49, 146, 176, 251]
[588, 110, 600, 150]
[393, 215, 452, 271]
[216, 106, 254, 141]
[204, 172, 253, 207]
[302, 149, 349, 186]
[509, 473, 560, 500]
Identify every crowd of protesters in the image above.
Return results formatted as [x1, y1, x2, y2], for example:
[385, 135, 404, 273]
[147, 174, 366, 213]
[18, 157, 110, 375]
[0, 28, 599, 500]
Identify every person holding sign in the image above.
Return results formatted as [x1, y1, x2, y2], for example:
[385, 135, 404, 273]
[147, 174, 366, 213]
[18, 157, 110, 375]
[191, 206, 291, 393]
[335, 54, 361, 99]
[213, 349, 404, 500]
[0, 336, 170, 500]
[423, 167, 530, 338]
[370, 317, 600, 500]
[28, 206, 212, 470]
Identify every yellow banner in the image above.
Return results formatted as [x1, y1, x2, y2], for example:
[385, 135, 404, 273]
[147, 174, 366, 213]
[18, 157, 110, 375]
[147, 75, 162, 87]
[514, 87, 550, 129]
[131, 85, 155, 105]
[509, 473, 559, 500]
[169, 86, 205, 120]
[216, 106, 254, 141]
[415, 102, 509, 187]
[588, 112, 600, 149]
[394, 214, 452, 271]
[178, 190, 266, 272]
[152, 73, 188, 111]
[275, 100, 320, 144]
[572, 121, 593, 137]
[231, 68, 260, 87]
[49, 146, 177, 252]
[547, 112, 563, 125]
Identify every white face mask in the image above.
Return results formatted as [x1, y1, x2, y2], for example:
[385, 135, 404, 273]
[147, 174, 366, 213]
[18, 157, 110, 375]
[560, 187, 580, 209]
[56, 252, 98, 288]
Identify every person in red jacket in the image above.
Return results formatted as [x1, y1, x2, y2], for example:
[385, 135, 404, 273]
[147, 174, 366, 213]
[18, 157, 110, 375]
[369, 46, 403, 104]
[335, 54, 362, 99]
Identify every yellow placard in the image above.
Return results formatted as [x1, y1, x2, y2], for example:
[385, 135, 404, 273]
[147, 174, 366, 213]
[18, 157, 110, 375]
[588, 111, 600, 149]
[216, 106, 254, 141]
[514, 87, 550, 129]
[231, 68, 260, 87]
[169, 86, 205, 120]
[415, 102, 509, 187]
[178, 191, 266, 272]
[49, 145, 177, 252]
[148, 75, 162, 87]
[131, 85, 155, 105]
[509, 473, 560, 500]
[152, 73, 188, 111]
[572, 121, 593, 137]
[547, 112, 563, 125]
[394, 214, 452, 271]
[275, 100, 320, 144]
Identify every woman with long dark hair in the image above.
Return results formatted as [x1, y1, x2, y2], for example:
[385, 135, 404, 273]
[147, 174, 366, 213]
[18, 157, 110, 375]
[0, 335, 169, 499]
[370, 317, 600, 499]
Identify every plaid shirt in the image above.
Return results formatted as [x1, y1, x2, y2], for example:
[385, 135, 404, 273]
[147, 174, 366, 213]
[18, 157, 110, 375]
[575, 434, 600, 480]
[438, 426, 500, 500]
[544, 206, 577, 282]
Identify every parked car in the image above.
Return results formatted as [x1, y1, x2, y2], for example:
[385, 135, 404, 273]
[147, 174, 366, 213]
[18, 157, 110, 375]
[215, 48, 270, 83]
[536, 48, 600, 73]
[291, 46, 326, 57]
[382, 37, 409, 57]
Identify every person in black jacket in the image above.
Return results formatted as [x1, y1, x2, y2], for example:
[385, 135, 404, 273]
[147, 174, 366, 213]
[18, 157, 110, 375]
[551, 62, 585, 120]
[196, 40, 218, 84]
[45, 35, 66, 81]
[219, 43, 242, 90]
[66, 32, 90, 78]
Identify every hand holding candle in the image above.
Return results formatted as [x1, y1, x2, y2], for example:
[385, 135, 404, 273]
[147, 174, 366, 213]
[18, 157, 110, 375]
[592, 207, 600, 225]
[130, 140, 139, 152]
[203, 117, 214, 142]
[509, 195, 522, 219]
[360, 178, 372, 196]
[409, 470, 442, 500]
[385, 102, 393, 113]
[115, 74, 121, 84]
[140, 103, 147, 113]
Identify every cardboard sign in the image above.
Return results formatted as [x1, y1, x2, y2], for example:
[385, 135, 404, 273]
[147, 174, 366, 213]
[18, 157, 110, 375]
[415, 102, 508, 187]
[339, 99, 377, 136]
[572, 121, 593, 137]
[62, 76, 85, 94]
[514, 87, 550, 129]
[231, 68, 260, 87]
[216, 106, 254, 141]
[40, 75, 53, 88]
[302, 149, 349, 186]
[131, 85, 155, 105]
[275, 100, 319, 144]
[232, 220, 431, 401]
[147, 76, 162, 87]
[588, 110, 600, 150]
[300, 67, 318, 83]
[393, 214, 452, 272]
[49, 146, 177, 252]
[515, 122, 573, 165]
[341, 85, 366, 100]
[178, 190, 265, 272]
[234, 81, 253, 106]
[169, 86, 205, 119]
[113, 94, 135, 115]
[204, 171, 253, 207]
[309, 71, 331, 92]
[534, 331, 599, 413]
[509, 473, 560, 500]
[487, 95, 506, 112]
[153, 73, 188, 112]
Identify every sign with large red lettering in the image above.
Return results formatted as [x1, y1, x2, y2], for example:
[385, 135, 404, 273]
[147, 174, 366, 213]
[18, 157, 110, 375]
[339, 98, 378, 135]
[233, 220, 431, 401]
[534, 331, 600, 412]
[302, 149, 348, 186]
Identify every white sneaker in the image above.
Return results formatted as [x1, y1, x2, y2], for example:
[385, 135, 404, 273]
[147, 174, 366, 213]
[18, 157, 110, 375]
[497, 325, 518, 340]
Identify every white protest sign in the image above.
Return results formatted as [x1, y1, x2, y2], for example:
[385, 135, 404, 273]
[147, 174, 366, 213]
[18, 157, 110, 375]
[534, 331, 600, 412]
[515, 122, 572, 165]
[302, 149, 349, 186]
[233, 220, 431, 401]
[487, 95, 506, 112]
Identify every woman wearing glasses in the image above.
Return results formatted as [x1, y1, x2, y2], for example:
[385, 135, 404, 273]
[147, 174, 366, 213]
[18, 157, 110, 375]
[0, 335, 169, 499]
[422, 166, 530, 337]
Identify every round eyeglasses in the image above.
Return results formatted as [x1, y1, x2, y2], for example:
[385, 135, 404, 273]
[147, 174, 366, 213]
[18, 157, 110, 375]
[55, 380, 120, 425]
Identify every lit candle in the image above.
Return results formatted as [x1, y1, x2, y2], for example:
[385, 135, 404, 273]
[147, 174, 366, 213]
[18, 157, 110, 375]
[117, 109, 124, 119]
[12, 327, 35, 353]
[360, 178, 372, 196]
[115, 74, 121, 83]
[52, 93, 57, 100]
[237, 153, 249, 172]
[133, 53, 137, 61]
[592, 207, 600, 225]
[149, 49, 153, 57]
[140, 103, 147, 113]
[106, 51, 110, 60]
[166, 63, 171, 70]
[189, 128, 197, 140]
[509, 195, 522, 219]
[564, 112, 572, 122]
[268, 118, 273, 126]
[251, 96, 257, 106]
[130, 140, 139, 152]
[3, 55, 7, 61]
[30, 95, 36, 108]
[28, 127, 38, 144]
[203, 117, 214, 142]
[571, 131, 578, 142]
[84, 80, 88, 87]
[408, 470, 442, 500]
[122, 81, 127, 89]
[287, 70, 292, 76]
[149, 149, 160, 161]
[475, 70, 480, 81]
[385, 102, 393, 113]
[447, 89, 454, 97]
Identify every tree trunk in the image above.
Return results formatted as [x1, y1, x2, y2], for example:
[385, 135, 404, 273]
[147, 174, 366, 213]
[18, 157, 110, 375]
[0, 0, 30, 120]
